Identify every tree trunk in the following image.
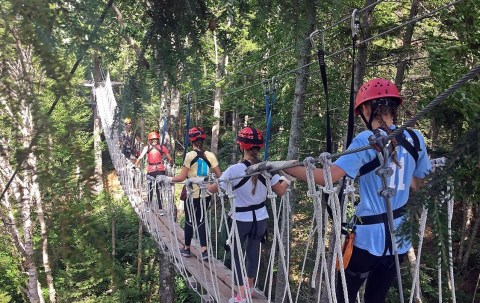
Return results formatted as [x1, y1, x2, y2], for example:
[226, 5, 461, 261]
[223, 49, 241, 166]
[137, 220, 143, 281]
[457, 198, 473, 261]
[355, 0, 379, 90]
[34, 185, 56, 303]
[111, 3, 149, 68]
[394, 0, 420, 90]
[211, 31, 225, 154]
[231, 110, 239, 164]
[157, 248, 175, 302]
[92, 55, 104, 193]
[277, 2, 315, 301]
[462, 208, 480, 268]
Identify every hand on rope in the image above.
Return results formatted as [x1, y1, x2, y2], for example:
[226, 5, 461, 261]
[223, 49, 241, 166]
[245, 160, 300, 175]
[368, 129, 391, 152]
[186, 177, 206, 187]
[278, 170, 296, 186]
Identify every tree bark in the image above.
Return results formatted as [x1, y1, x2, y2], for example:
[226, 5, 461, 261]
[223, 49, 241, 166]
[211, 31, 225, 154]
[157, 248, 175, 302]
[137, 220, 143, 280]
[277, 2, 315, 301]
[462, 208, 480, 268]
[395, 0, 420, 90]
[355, 0, 379, 90]
[457, 198, 473, 261]
[111, 3, 149, 68]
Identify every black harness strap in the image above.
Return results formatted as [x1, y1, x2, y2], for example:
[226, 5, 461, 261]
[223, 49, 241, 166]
[190, 150, 212, 167]
[354, 205, 407, 256]
[353, 205, 407, 226]
[233, 160, 266, 190]
[236, 202, 266, 213]
[359, 129, 421, 177]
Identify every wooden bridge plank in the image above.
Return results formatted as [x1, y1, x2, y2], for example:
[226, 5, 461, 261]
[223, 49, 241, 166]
[138, 202, 270, 303]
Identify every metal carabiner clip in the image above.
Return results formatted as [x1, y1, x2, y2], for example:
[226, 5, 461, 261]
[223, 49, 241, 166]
[351, 9, 360, 40]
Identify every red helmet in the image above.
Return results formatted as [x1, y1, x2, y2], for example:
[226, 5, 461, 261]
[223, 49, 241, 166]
[147, 132, 160, 140]
[237, 127, 264, 150]
[354, 78, 403, 115]
[188, 126, 207, 142]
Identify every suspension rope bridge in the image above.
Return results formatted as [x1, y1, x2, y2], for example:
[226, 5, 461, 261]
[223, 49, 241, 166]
[94, 71, 469, 302]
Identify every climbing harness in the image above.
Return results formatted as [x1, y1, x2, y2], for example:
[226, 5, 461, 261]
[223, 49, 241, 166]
[359, 128, 421, 176]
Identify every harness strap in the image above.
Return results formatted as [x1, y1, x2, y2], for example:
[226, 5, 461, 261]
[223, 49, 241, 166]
[233, 160, 267, 190]
[235, 202, 266, 241]
[235, 202, 266, 213]
[353, 205, 407, 225]
[359, 129, 420, 176]
[354, 205, 407, 256]
[190, 150, 212, 167]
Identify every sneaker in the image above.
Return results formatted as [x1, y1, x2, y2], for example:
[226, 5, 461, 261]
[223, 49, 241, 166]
[158, 209, 165, 216]
[227, 295, 245, 303]
[201, 250, 208, 261]
[180, 247, 191, 258]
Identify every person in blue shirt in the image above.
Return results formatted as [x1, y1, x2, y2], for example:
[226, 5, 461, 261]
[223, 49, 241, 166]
[280, 78, 431, 303]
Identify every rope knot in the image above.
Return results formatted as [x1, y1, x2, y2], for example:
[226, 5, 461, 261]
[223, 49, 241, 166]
[303, 156, 316, 167]
[318, 152, 332, 165]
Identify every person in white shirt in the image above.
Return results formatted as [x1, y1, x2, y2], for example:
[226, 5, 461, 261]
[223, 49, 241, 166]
[208, 127, 290, 303]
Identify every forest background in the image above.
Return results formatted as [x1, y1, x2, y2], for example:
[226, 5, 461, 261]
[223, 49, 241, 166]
[0, 0, 479, 302]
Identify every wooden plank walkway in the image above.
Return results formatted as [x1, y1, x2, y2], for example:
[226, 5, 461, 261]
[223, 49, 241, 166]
[139, 204, 270, 303]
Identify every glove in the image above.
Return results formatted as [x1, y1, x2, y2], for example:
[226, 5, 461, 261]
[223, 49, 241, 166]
[245, 160, 300, 175]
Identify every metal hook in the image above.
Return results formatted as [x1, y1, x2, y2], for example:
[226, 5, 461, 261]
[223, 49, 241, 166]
[351, 9, 360, 40]
[309, 29, 325, 51]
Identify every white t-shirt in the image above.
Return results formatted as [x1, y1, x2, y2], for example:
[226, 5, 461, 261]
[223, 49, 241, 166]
[219, 161, 281, 222]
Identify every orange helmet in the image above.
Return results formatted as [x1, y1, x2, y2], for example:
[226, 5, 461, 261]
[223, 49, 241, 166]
[354, 78, 403, 115]
[237, 127, 264, 150]
[188, 127, 207, 142]
[147, 132, 160, 140]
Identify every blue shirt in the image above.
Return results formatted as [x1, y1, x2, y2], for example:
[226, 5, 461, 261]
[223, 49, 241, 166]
[334, 127, 431, 256]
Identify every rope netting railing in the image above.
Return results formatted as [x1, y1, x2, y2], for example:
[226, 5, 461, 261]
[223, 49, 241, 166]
[96, 74, 457, 303]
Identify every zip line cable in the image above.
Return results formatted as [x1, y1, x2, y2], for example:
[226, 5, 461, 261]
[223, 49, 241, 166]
[184, 0, 390, 103]
[184, 0, 464, 110]
[328, 64, 480, 161]
[0, 0, 114, 203]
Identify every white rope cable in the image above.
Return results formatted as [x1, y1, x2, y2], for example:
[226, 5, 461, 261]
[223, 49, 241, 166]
[319, 153, 347, 303]
[408, 205, 428, 303]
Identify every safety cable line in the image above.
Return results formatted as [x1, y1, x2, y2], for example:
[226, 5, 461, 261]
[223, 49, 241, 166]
[205, 64, 480, 184]
[186, 0, 465, 113]
[184, 0, 389, 105]
[361, 0, 463, 46]
[0, 0, 114, 203]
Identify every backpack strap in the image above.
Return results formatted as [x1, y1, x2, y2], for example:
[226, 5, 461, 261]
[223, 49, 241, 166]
[234, 160, 266, 190]
[190, 150, 212, 167]
[358, 129, 421, 177]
